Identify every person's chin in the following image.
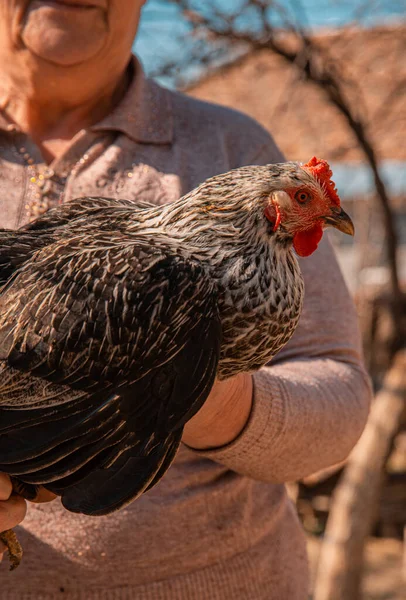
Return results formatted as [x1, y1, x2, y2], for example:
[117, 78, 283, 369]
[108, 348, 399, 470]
[21, 2, 107, 66]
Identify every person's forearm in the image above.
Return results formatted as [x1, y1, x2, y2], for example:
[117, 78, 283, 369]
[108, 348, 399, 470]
[182, 373, 253, 450]
[192, 357, 371, 483]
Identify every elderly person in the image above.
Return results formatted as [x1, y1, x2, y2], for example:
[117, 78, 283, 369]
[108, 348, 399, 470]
[0, 1, 371, 598]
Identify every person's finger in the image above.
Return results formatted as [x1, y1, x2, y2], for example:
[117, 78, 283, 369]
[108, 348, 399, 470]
[5, 479, 57, 504]
[0, 494, 27, 531]
[31, 487, 57, 503]
[0, 538, 6, 564]
[0, 474, 12, 502]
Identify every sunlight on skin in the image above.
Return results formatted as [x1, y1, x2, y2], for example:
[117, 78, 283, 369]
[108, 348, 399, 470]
[0, 473, 55, 560]
[182, 373, 253, 450]
[0, 1, 147, 162]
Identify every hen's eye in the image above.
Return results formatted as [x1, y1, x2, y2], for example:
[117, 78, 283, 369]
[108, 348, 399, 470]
[295, 190, 312, 204]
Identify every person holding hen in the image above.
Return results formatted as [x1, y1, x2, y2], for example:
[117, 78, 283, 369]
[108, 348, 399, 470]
[0, 1, 371, 599]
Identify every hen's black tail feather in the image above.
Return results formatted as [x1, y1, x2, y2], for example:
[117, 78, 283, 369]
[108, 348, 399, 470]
[45, 429, 183, 516]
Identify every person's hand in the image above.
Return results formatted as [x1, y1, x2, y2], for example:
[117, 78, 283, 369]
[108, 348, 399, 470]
[0, 473, 56, 562]
[0, 474, 26, 562]
[182, 373, 253, 450]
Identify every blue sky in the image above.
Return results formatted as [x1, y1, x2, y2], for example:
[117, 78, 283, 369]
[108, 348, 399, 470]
[134, 0, 406, 84]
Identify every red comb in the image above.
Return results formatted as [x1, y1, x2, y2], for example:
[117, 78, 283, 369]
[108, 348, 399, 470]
[303, 157, 340, 206]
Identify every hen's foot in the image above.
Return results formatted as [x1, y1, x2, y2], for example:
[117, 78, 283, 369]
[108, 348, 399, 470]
[0, 529, 22, 571]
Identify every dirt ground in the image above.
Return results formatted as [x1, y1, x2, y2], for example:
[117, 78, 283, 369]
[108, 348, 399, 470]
[307, 535, 405, 599]
[187, 24, 406, 164]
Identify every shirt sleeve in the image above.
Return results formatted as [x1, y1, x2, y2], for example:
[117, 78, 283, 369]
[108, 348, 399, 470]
[192, 136, 372, 482]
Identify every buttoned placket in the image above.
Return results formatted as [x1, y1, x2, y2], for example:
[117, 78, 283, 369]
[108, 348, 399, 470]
[0, 126, 116, 228]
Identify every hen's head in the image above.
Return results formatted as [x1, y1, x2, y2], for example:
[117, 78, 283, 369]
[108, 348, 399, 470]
[189, 157, 353, 258]
[264, 157, 354, 256]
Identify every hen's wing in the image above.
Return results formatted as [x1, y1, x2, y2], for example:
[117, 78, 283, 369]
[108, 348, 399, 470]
[0, 197, 154, 285]
[22, 196, 154, 232]
[0, 233, 221, 515]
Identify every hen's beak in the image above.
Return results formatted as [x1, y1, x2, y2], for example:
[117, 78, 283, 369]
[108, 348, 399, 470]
[324, 207, 355, 236]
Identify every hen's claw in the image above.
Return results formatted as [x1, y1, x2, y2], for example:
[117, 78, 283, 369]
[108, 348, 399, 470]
[0, 529, 23, 571]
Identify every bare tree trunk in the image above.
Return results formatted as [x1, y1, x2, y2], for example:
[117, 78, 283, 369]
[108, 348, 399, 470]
[313, 350, 406, 600]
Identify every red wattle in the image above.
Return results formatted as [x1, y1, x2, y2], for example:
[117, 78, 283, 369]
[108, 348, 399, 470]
[293, 224, 323, 257]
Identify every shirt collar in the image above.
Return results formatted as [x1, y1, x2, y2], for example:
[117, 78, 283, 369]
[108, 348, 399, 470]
[0, 55, 174, 145]
[91, 55, 174, 145]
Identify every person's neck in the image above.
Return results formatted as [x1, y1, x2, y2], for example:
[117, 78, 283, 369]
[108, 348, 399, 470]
[0, 65, 131, 163]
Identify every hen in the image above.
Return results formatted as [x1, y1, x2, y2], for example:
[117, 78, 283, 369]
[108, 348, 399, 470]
[0, 157, 353, 569]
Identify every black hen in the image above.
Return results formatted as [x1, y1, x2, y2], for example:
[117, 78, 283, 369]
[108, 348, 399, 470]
[0, 161, 354, 568]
